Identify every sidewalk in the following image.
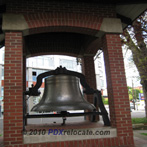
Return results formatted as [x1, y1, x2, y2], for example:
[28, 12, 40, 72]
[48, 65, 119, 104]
[0, 117, 3, 147]
[0, 135, 3, 147]
[134, 130, 147, 147]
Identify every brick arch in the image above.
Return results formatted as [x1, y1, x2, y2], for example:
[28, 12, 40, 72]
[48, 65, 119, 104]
[24, 31, 98, 57]
[24, 12, 102, 36]
[27, 52, 79, 59]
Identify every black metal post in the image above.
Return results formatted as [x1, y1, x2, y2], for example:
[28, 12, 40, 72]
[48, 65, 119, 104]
[94, 90, 111, 126]
[23, 93, 27, 131]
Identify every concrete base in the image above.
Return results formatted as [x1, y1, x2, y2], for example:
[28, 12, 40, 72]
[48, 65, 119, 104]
[23, 127, 117, 144]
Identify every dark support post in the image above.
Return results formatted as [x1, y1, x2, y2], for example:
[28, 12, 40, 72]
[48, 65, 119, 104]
[93, 90, 110, 126]
[23, 93, 27, 131]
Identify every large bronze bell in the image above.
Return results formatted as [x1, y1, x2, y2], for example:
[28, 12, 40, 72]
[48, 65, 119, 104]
[31, 75, 95, 112]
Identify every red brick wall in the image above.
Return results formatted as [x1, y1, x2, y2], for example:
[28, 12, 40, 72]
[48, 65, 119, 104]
[1, 80, 4, 86]
[4, 32, 23, 146]
[6, 1, 116, 36]
[103, 34, 134, 145]
[7, 1, 116, 16]
[82, 56, 99, 121]
[3, 1, 134, 147]
[82, 56, 97, 104]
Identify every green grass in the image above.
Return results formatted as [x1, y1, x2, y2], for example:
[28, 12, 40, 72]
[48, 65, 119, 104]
[103, 98, 109, 105]
[132, 117, 147, 124]
[140, 133, 147, 136]
[0, 134, 2, 137]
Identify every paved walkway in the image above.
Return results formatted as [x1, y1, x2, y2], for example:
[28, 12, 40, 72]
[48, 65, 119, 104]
[0, 128, 3, 147]
[134, 130, 147, 147]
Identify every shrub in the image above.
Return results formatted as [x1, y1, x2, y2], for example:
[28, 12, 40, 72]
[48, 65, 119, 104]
[132, 117, 147, 124]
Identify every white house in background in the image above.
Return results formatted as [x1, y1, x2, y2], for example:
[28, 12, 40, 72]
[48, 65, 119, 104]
[0, 47, 4, 114]
[94, 51, 107, 96]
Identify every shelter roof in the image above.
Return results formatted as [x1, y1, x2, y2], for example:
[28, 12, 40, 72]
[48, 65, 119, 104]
[0, 0, 147, 49]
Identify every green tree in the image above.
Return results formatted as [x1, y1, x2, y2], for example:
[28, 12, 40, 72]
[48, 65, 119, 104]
[128, 86, 141, 101]
[122, 11, 147, 116]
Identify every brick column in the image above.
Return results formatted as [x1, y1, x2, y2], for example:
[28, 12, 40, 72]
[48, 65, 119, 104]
[4, 32, 23, 146]
[82, 56, 99, 121]
[103, 34, 134, 145]
[82, 56, 97, 104]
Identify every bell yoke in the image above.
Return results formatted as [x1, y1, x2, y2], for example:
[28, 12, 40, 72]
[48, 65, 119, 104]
[24, 66, 110, 126]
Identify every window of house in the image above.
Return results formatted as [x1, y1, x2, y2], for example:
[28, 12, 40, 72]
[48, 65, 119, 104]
[99, 70, 103, 77]
[100, 79, 104, 87]
[37, 58, 44, 67]
[2, 67, 4, 80]
[32, 71, 37, 81]
[59, 59, 76, 70]
[2, 51, 4, 62]
[32, 58, 37, 67]
[48, 57, 54, 67]
[1, 87, 4, 97]
[32, 69, 48, 81]
[98, 62, 102, 68]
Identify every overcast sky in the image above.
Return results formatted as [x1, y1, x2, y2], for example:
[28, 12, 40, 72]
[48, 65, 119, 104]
[122, 47, 141, 87]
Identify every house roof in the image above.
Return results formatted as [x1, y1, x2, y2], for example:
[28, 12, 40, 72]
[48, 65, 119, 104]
[0, 0, 147, 49]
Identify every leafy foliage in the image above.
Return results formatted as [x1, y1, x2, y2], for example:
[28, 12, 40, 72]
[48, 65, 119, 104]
[128, 86, 141, 100]
[102, 97, 109, 105]
[121, 11, 147, 117]
[132, 117, 147, 124]
[140, 133, 147, 136]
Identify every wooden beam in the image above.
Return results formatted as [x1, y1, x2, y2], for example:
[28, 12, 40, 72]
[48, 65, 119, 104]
[117, 13, 132, 25]
[0, 4, 6, 13]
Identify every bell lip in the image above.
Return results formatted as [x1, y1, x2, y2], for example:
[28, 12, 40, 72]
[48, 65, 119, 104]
[31, 102, 96, 112]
